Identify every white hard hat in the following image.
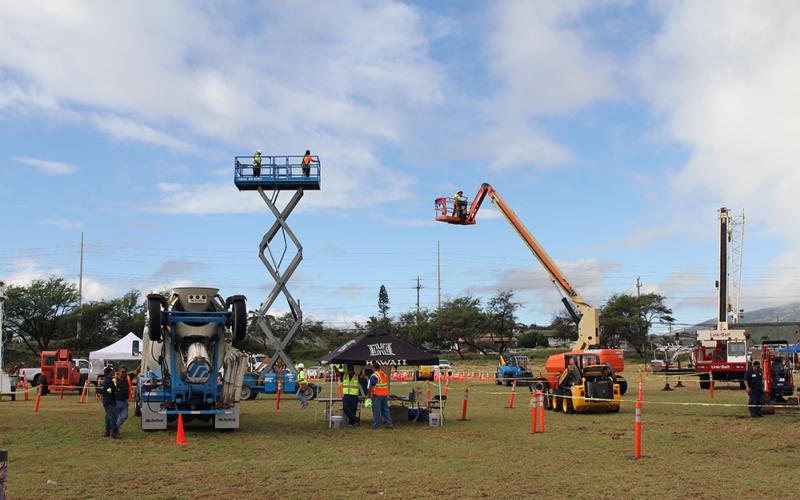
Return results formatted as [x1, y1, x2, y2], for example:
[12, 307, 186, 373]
[256, 149, 261, 154]
[296, 363, 304, 370]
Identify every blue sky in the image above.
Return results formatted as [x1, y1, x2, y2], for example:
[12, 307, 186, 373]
[2, 1, 799, 332]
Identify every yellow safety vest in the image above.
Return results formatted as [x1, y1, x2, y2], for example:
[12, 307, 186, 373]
[254, 153, 262, 166]
[342, 374, 360, 396]
[297, 370, 307, 386]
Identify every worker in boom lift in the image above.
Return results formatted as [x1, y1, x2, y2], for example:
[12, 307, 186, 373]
[253, 149, 262, 177]
[296, 363, 309, 409]
[302, 150, 313, 177]
[453, 191, 467, 222]
[744, 361, 764, 418]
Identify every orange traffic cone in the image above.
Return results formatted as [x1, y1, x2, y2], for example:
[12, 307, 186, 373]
[175, 414, 187, 445]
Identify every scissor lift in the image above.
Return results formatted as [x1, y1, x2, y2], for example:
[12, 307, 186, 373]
[235, 154, 321, 374]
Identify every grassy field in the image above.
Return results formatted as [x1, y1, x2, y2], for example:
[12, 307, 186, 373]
[2, 363, 799, 499]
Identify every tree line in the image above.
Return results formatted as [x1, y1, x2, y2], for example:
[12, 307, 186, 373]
[2, 277, 674, 363]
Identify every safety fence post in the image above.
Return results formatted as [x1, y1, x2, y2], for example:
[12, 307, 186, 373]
[506, 380, 517, 409]
[638, 371, 644, 402]
[458, 386, 470, 421]
[538, 391, 545, 433]
[79, 380, 89, 404]
[709, 371, 715, 400]
[634, 401, 642, 460]
[531, 394, 538, 434]
[34, 385, 42, 413]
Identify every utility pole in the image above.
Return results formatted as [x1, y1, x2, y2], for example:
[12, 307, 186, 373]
[0, 280, 7, 391]
[77, 232, 84, 340]
[436, 241, 441, 309]
[416, 276, 422, 314]
[636, 277, 641, 298]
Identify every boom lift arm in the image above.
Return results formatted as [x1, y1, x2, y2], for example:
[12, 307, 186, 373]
[435, 183, 600, 350]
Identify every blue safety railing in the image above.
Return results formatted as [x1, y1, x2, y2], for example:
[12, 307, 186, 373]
[234, 155, 321, 191]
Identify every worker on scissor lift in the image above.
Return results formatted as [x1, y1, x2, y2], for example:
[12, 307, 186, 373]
[453, 191, 467, 221]
[253, 149, 262, 177]
[302, 150, 313, 177]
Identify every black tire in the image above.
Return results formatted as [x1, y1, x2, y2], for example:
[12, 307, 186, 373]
[551, 391, 560, 411]
[739, 380, 746, 390]
[231, 299, 247, 342]
[78, 373, 88, 391]
[32, 373, 44, 387]
[495, 374, 502, 386]
[147, 297, 163, 342]
[532, 380, 548, 393]
[505, 376, 513, 387]
[562, 395, 574, 414]
[617, 379, 628, 396]
[699, 373, 710, 390]
[241, 385, 253, 400]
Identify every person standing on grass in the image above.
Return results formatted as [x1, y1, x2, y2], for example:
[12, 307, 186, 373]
[115, 367, 131, 432]
[342, 365, 361, 426]
[101, 367, 121, 439]
[744, 361, 764, 418]
[368, 363, 393, 429]
[296, 363, 309, 409]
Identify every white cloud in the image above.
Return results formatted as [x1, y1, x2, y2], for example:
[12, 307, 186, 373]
[12, 156, 77, 175]
[39, 219, 84, 230]
[637, 1, 800, 309]
[90, 114, 191, 150]
[0, 1, 443, 211]
[467, 0, 618, 171]
[4, 258, 116, 301]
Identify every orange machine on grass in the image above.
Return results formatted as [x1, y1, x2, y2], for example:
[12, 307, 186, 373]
[435, 184, 626, 413]
[37, 349, 88, 395]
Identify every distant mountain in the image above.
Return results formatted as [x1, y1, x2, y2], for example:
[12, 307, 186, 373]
[693, 302, 800, 328]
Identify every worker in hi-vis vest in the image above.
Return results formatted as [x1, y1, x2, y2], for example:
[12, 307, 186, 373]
[368, 363, 393, 429]
[342, 365, 361, 426]
[296, 363, 309, 409]
[253, 149, 262, 177]
[453, 190, 467, 221]
[302, 150, 313, 177]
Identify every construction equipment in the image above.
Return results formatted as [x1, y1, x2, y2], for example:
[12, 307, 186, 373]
[496, 355, 533, 387]
[435, 184, 627, 412]
[32, 349, 88, 395]
[136, 287, 249, 430]
[546, 352, 621, 413]
[760, 341, 795, 405]
[240, 367, 301, 400]
[692, 208, 749, 389]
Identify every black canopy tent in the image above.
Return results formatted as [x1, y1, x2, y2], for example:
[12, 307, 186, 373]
[320, 329, 442, 427]
[320, 329, 439, 366]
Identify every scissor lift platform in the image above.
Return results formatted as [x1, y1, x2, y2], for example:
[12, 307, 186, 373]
[234, 155, 321, 191]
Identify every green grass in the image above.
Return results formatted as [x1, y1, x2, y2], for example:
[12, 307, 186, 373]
[2, 364, 799, 499]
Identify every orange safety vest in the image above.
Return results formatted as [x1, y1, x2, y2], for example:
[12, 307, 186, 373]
[371, 369, 389, 396]
[302, 154, 313, 167]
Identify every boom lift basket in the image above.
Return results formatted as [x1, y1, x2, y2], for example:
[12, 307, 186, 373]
[434, 197, 476, 225]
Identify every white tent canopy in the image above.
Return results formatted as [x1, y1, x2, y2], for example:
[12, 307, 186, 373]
[89, 332, 143, 361]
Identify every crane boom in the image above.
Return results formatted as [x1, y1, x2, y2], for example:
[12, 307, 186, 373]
[437, 183, 600, 350]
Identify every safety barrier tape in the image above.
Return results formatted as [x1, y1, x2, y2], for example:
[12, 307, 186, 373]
[462, 388, 797, 408]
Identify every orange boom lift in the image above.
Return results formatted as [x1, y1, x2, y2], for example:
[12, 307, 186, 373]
[435, 184, 627, 400]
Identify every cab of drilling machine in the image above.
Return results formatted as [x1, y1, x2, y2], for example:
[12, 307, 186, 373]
[545, 353, 621, 414]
